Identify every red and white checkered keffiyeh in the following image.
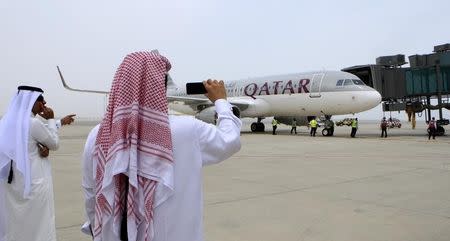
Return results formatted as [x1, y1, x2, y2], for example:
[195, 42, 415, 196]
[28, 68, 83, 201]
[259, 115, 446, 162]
[93, 52, 174, 241]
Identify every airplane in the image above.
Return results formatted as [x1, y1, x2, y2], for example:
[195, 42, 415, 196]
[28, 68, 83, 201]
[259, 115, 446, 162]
[57, 66, 381, 133]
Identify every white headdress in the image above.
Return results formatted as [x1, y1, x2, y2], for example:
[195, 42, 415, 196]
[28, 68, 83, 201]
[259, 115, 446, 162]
[0, 86, 44, 197]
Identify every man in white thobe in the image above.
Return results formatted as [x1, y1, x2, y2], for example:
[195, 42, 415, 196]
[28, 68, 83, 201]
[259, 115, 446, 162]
[0, 86, 60, 241]
[81, 51, 241, 241]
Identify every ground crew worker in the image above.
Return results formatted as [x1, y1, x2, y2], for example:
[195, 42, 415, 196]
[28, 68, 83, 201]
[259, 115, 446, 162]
[309, 118, 318, 137]
[290, 118, 297, 134]
[272, 118, 279, 135]
[380, 117, 388, 138]
[350, 118, 358, 138]
[428, 117, 437, 140]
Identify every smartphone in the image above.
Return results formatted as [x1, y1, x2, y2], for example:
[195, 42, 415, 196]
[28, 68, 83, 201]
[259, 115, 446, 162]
[186, 82, 207, 95]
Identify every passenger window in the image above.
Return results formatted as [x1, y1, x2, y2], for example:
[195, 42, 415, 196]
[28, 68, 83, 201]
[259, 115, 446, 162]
[352, 79, 365, 85]
[344, 79, 353, 86]
[336, 79, 344, 86]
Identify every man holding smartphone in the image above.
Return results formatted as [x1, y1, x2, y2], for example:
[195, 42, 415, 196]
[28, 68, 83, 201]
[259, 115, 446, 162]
[81, 51, 241, 241]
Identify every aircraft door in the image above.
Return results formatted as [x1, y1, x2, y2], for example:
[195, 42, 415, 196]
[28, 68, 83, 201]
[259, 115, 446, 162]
[309, 73, 324, 98]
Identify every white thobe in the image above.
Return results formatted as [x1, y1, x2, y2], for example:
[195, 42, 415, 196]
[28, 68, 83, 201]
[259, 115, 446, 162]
[1, 116, 59, 241]
[82, 99, 242, 241]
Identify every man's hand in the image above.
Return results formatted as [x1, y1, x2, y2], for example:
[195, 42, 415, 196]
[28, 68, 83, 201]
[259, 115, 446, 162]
[39, 107, 54, 119]
[38, 144, 49, 158]
[61, 114, 76, 125]
[203, 79, 227, 103]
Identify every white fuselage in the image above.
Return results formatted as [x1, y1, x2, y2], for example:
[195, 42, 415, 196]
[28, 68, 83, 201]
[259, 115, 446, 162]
[167, 71, 381, 118]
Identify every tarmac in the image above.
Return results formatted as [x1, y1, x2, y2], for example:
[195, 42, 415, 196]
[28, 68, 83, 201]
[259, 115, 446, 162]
[53, 119, 450, 241]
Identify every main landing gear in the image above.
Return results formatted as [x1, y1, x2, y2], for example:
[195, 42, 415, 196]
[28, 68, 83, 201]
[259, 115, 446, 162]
[321, 127, 334, 136]
[251, 117, 265, 132]
[321, 115, 334, 137]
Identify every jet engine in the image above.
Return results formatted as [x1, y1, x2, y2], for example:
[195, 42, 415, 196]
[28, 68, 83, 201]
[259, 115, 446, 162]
[195, 106, 216, 124]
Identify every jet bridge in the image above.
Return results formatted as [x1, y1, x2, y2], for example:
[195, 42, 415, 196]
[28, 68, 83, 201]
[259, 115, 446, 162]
[342, 44, 450, 134]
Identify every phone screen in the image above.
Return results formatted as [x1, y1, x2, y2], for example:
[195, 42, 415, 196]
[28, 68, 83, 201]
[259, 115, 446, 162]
[186, 82, 207, 95]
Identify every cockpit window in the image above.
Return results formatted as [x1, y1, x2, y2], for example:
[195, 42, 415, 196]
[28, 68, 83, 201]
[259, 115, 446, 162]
[352, 79, 365, 85]
[336, 79, 344, 86]
[343, 79, 353, 86]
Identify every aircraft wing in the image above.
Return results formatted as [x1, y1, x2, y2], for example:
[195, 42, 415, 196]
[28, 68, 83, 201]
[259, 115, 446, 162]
[57, 66, 250, 112]
[227, 98, 251, 111]
[57, 66, 110, 94]
[168, 96, 250, 111]
[167, 95, 209, 104]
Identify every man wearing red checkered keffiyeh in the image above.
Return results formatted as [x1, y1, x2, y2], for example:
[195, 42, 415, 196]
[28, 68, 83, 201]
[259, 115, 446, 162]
[82, 51, 241, 241]
[94, 52, 174, 241]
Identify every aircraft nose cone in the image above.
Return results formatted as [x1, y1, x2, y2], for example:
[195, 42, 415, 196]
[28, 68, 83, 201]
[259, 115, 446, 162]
[367, 90, 382, 109]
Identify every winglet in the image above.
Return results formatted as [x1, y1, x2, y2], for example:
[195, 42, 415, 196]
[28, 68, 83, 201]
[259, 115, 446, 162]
[57, 66, 70, 89]
[56, 66, 110, 94]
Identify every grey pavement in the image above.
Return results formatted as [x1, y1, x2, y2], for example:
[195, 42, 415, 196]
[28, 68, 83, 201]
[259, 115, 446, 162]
[52, 119, 450, 241]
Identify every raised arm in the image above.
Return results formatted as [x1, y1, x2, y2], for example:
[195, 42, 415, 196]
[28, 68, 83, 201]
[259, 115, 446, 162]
[197, 79, 241, 165]
[197, 99, 242, 165]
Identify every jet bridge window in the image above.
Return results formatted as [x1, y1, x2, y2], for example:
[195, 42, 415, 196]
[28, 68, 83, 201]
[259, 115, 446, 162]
[343, 79, 353, 86]
[352, 79, 365, 85]
[336, 79, 344, 86]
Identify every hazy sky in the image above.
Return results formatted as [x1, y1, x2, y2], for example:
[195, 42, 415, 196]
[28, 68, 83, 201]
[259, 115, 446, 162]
[1, 0, 449, 122]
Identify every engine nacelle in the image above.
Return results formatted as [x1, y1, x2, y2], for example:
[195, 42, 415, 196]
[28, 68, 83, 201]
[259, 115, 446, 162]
[195, 106, 216, 124]
[195, 105, 241, 124]
[231, 106, 241, 118]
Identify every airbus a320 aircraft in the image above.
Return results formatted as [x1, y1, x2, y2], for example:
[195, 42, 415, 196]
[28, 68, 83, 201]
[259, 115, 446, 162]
[57, 67, 381, 132]
[165, 71, 381, 131]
